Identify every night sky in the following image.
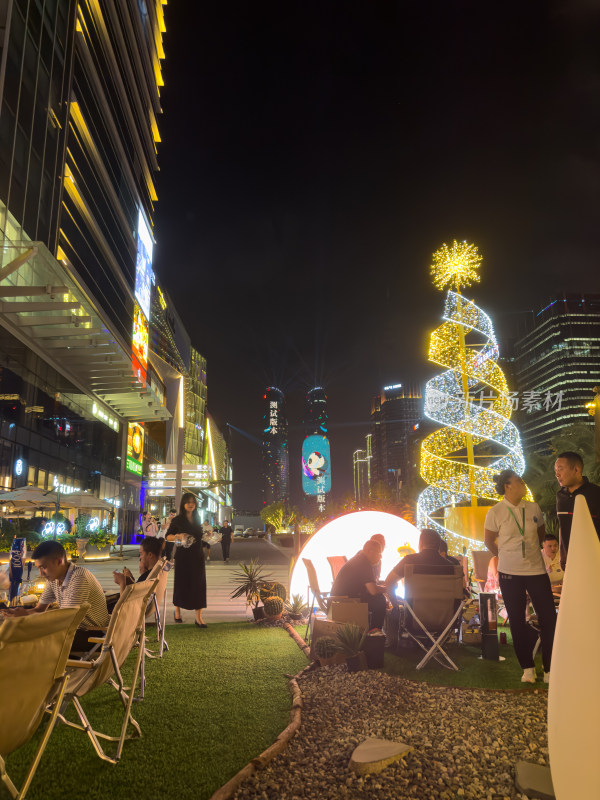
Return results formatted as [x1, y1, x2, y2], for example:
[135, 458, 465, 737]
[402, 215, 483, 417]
[153, 1, 600, 509]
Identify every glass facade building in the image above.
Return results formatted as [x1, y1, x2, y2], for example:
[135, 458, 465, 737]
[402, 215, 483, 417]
[0, 1, 168, 539]
[514, 294, 600, 453]
[370, 384, 422, 496]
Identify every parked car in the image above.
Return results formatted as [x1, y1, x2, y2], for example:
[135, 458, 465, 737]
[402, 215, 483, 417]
[243, 527, 257, 537]
[233, 525, 245, 538]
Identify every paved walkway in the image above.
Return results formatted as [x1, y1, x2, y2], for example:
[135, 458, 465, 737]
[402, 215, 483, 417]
[83, 538, 292, 624]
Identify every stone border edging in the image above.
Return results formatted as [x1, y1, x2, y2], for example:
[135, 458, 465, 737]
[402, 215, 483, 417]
[207, 628, 313, 800]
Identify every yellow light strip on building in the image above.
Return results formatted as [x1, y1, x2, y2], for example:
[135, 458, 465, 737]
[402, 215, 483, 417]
[179, 376, 184, 429]
[206, 418, 218, 490]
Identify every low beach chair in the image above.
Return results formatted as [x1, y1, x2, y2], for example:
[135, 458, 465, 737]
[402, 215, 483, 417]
[53, 578, 158, 764]
[399, 563, 466, 670]
[0, 604, 90, 799]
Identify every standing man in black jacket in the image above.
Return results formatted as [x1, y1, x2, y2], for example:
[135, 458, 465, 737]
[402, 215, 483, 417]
[555, 451, 600, 569]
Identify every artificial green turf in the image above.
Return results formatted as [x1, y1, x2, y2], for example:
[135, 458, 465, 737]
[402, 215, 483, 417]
[4, 623, 308, 800]
[382, 635, 549, 691]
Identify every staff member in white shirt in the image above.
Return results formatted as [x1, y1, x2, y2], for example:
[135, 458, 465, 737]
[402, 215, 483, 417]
[484, 469, 556, 684]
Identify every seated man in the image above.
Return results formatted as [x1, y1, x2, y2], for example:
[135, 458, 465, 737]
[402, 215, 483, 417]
[541, 533, 563, 592]
[438, 537, 460, 566]
[369, 533, 386, 581]
[385, 528, 452, 590]
[1, 540, 109, 651]
[106, 537, 164, 613]
[331, 539, 387, 630]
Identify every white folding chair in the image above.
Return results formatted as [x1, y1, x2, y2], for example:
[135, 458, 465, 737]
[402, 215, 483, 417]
[399, 563, 467, 670]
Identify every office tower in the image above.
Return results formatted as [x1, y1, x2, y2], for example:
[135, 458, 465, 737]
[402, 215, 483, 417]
[370, 383, 422, 497]
[514, 294, 600, 452]
[262, 387, 289, 505]
[0, 2, 168, 538]
[302, 387, 331, 513]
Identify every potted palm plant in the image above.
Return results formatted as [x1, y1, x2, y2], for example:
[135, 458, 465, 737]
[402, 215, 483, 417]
[335, 623, 368, 672]
[229, 560, 274, 620]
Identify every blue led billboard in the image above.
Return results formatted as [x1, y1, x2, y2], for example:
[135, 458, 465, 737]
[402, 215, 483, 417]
[302, 434, 331, 496]
[135, 210, 154, 320]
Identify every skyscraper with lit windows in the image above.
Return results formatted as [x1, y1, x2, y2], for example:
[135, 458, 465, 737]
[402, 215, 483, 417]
[262, 387, 289, 505]
[514, 294, 600, 452]
[302, 387, 331, 514]
[370, 383, 422, 497]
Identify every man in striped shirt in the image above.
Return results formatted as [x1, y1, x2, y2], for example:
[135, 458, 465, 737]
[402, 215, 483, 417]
[1, 540, 109, 634]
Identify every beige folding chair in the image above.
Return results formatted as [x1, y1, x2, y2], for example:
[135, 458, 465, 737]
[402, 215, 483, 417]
[327, 555, 348, 581]
[54, 579, 158, 764]
[137, 559, 172, 700]
[303, 557, 367, 643]
[471, 550, 493, 593]
[0, 604, 90, 800]
[400, 564, 467, 670]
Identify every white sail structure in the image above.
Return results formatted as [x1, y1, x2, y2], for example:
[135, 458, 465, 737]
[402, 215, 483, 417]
[548, 494, 600, 798]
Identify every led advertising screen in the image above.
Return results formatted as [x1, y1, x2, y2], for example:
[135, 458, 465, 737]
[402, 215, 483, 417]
[302, 434, 331, 496]
[126, 422, 144, 476]
[132, 302, 149, 372]
[135, 209, 154, 320]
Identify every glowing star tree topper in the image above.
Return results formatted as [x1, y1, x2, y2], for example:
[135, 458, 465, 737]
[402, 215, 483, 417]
[417, 240, 531, 556]
[430, 240, 483, 292]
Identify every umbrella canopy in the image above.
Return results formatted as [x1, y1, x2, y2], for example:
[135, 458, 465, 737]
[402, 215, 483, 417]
[0, 486, 59, 510]
[58, 492, 113, 511]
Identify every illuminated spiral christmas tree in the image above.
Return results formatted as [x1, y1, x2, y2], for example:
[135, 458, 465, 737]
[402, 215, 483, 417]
[417, 241, 531, 554]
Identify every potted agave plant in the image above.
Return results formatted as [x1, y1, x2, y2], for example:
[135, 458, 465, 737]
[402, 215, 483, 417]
[285, 593, 308, 621]
[229, 560, 273, 621]
[336, 623, 368, 672]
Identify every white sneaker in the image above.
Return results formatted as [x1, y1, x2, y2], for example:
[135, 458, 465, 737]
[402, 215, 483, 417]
[521, 667, 536, 683]
[543, 672, 550, 684]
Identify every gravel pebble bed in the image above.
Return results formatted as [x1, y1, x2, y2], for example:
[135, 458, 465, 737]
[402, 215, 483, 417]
[233, 666, 548, 800]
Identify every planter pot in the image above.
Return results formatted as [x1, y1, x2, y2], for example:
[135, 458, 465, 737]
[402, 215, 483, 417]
[289, 613, 303, 621]
[364, 633, 386, 669]
[83, 544, 110, 559]
[346, 652, 368, 672]
[76, 539, 89, 559]
[265, 612, 283, 621]
[318, 655, 338, 667]
[252, 606, 265, 621]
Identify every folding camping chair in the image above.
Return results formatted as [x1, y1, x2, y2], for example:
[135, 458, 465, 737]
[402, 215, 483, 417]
[302, 558, 352, 643]
[137, 558, 172, 700]
[53, 579, 158, 764]
[0, 604, 90, 800]
[399, 563, 467, 670]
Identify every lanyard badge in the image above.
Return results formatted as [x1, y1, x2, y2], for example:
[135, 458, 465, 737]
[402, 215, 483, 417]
[508, 506, 526, 558]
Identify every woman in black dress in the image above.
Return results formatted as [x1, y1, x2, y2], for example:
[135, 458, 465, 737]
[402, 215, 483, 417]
[165, 493, 207, 627]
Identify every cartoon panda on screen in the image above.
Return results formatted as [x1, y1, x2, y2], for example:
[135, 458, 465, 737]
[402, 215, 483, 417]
[302, 451, 328, 480]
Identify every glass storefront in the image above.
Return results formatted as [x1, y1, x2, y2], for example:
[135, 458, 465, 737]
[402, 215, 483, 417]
[0, 326, 121, 493]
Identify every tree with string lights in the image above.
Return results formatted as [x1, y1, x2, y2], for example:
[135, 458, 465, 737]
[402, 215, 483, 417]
[417, 240, 531, 555]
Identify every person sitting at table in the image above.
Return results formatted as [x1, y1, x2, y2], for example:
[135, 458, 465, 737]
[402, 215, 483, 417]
[541, 533, 563, 592]
[369, 533, 386, 580]
[438, 537, 460, 566]
[331, 539, 387, 630]
[104, 537, 165, 613]
[0, 540, 109, 651]
[385, 528, 451, 590]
